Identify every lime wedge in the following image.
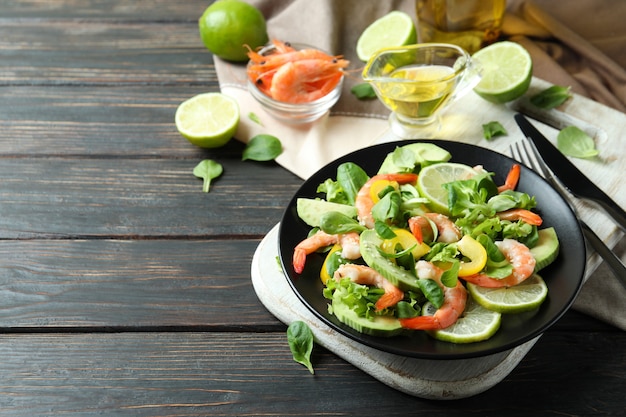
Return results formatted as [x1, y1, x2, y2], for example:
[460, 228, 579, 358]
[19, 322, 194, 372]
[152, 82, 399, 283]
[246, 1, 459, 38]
[472, 41, 533, 103]
[175, 93, 240, 148]
[356, 11, 417, 62]
[425, 296, 502, 344]
[467, 273, 548, 314]
[417, 162, 477, 214]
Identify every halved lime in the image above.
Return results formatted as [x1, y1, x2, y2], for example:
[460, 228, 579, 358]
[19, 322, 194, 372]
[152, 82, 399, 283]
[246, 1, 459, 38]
[424, 296, 502, 343]
[472, 41, 533, 103]
[356, 11, 417, 62]
[467, 273, 548, 314]
[417, 162, 477, 214]
[175, 93, 240, 148]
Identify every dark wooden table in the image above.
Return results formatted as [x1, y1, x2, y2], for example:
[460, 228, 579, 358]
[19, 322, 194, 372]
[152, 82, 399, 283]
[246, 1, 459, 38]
[0, 1, 624, 416]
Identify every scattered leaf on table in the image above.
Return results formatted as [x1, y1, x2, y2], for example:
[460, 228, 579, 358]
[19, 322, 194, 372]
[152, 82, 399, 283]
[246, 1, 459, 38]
[286, 321, 315, 374]
[557, 126, 599, 159]
[242, 134, 283, 161]
[530, 85, 572, 109]
[482, 121, 508, 140]
[193, 159, 223, 193]
[350, 83, 377, 100]
[248, 112, 263, 126]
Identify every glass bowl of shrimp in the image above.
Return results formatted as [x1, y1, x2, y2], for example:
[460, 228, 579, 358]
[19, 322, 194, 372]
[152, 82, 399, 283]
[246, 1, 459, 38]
[246, 40, 349, 124]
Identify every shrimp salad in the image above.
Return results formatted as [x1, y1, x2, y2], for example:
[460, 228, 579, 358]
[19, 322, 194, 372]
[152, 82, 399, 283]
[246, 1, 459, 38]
[291, 143, 558, 343]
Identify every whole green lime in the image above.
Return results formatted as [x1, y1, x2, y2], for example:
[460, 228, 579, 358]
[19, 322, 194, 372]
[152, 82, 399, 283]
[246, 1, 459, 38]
[199, 0, 269, 62]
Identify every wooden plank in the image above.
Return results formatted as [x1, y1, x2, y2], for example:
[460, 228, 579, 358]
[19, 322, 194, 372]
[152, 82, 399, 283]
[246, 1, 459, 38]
[0, 331, 622, 416]
[0, 158, 301, 238]
[0, 0, 207, 20]
[0, 239, 284, 329]
[0, 86, 239, 157]
[0, 21, 215, 85]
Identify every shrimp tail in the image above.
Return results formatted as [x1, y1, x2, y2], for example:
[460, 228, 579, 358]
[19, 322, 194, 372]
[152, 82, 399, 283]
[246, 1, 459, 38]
[292, 249, 307, 274]
[375, 291, 404, 311]
[498, 163, 520, 193]
[399, 316, 441, 330]
[497, 208, 543, 226]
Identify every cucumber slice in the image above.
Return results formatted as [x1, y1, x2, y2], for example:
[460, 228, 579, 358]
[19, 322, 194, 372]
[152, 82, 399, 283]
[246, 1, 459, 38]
[331, 295, 404, 337]
[530, 227, 560, 271]
[359, 229, 422, 292]
[296, 198, 358, 228]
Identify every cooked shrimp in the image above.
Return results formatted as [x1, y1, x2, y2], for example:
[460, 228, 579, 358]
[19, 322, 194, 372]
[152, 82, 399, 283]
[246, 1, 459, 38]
[496, 208, 543, 226]
[355, 173, 418, 228]
[399, 261, 467, 330]
[497, 163, 520, 193]
[333, 264, 404, 311]
[462, 238, 536, 287]
[269, 58, 348, 103]
[408, 212, 461, 244]
[292, 230, 360, 274]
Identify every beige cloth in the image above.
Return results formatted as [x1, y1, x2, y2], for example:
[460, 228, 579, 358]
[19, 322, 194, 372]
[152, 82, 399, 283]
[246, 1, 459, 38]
[215, 0, 626, 329]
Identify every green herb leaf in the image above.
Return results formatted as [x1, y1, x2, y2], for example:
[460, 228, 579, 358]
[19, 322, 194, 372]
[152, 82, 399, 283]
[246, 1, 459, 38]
[556, 126, 599, 159]
[319, 211, 366, 235]
[482, 121, 507, 140]
[336, 162, 369, 206]
[248, 112, 263, 126]
[287, 321, 315, 374]
[350, 83, 377, 100]
[192, 159, 223, 193]
[530, 85, 572, 109]
[242, 134, 283, 161]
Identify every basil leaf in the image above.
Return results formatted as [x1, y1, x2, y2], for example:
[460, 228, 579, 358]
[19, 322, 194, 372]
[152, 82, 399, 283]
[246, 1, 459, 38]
[242, 134, 283, 161]
[440, 260, 459, 288]
[418, 278, 444, 309]
[286, 321, 315, 374]
[350, 83, 377, 100]
[530, 85, 572, 109]
[319, 211, 366, 235]
[336, 162, 369, 205]
[192, 159, 223, 193]
[482, 121, 507, 140]
[374, 220, 397, 239]
[396, 301, 420, 319]
[556, 126, 599, 159]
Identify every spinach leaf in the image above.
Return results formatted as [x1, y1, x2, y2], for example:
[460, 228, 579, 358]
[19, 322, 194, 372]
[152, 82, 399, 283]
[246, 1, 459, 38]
[319, 211, 366, 235]
[242, 134, 283, 161]
[336, 162, 369, 205]
[286, 321, 315, 374]
[482, 121, 508, 140]
[530, 85, 572, 109]
[193, 159, 223, 193]
[350, 83, 377, 100]
[556, 126, 599, 159]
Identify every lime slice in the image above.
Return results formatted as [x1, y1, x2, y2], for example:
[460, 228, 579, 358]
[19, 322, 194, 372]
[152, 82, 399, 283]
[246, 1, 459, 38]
[356, 11, 417, 62]
[467, 273, 548, 314]
[417, 162, 477, 214]
[424, 296, 502, 343]
[472, 41, 533, 103]
[175, 93, 240, 148]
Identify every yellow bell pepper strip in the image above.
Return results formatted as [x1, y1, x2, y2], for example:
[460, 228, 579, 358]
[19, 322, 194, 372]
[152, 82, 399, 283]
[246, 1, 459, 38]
[456, 235, 488, 277]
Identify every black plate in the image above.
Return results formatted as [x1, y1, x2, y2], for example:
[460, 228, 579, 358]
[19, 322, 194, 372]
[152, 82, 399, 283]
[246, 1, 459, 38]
[278, 140, 586, 359]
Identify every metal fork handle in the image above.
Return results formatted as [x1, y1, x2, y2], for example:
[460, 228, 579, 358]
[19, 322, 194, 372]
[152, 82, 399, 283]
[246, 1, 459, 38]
[510, 141, 626, 288]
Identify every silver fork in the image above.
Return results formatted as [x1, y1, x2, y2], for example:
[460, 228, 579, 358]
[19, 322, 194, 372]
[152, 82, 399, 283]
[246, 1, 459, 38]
[510, 140, 626, 289]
